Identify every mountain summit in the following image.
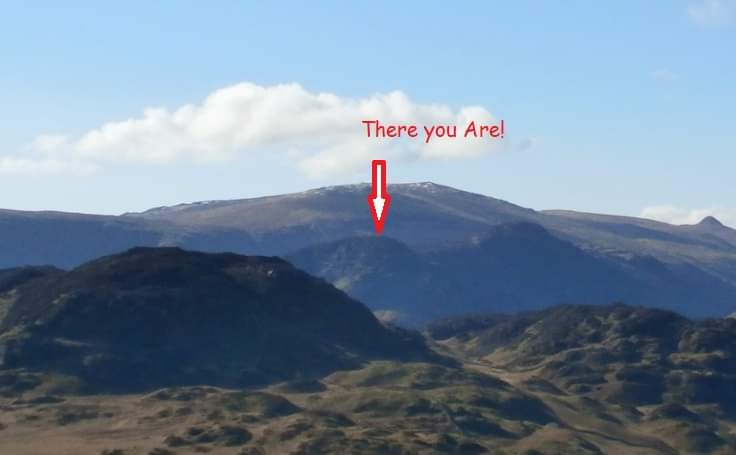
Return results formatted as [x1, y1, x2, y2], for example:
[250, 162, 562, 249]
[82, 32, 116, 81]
[697, 215, 725, 228]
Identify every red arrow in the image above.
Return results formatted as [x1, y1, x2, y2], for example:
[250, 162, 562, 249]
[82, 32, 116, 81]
[367, 159, 391, 235]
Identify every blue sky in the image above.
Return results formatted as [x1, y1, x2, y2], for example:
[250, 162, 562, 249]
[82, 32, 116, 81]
[1, 1, 735, 225]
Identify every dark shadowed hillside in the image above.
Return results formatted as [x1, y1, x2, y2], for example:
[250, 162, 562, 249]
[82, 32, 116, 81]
[0, 248, 434, 392]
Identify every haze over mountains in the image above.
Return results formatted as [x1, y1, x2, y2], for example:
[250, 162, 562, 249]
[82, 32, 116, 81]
[3, 182, 736, 323]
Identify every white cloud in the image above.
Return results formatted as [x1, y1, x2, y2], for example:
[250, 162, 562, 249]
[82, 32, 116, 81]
[0, 158, 97, 176]
[688, 0, 735, 27]
[640, 205, 736, 227]
[19, 82, 510, 178]
[650, 68, 678, 81]
[30, 135, 71, 152]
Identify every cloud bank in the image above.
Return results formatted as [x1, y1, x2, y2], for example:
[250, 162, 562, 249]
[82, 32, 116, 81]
[0, 157, 97, 176]
[8, 82, 508, 177]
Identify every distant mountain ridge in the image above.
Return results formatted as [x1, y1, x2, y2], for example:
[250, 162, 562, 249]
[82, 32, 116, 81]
[3, 182, 736, 322]
[4, 182, 735, 264]
[288, 223, 736, 324]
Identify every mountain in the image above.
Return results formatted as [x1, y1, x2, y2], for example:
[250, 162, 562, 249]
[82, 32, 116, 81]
[125, 183, 736, 275]
[2, 183, 522, 267]
[289, 223, 736, 325]
[4, 182, 736, 322]
[5, 182, 736, 272]
[0, 208, 264, 269]
[0, 247, 434, 392]
[287, 236, 434, 323]
[124, 182, 539, 255]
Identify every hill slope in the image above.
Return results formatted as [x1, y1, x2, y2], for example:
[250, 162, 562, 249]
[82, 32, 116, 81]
[2, 299, 736, 453]
[289, 223, 736, 325]
[429, 304, 736, 453]
[0, 247, 433, 392]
